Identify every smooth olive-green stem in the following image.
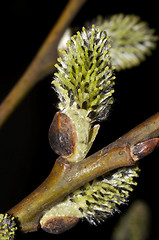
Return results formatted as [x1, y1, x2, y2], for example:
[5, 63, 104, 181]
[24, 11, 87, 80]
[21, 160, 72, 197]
[0, 0, 87, 128]
[8, 112, 159, 232]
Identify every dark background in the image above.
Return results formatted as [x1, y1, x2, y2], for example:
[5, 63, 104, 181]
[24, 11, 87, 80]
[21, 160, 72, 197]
[0, 0, 158, 239]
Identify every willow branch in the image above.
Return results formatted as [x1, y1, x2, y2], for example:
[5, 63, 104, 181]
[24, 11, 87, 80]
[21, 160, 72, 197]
[8, 112, 159, 232]
[0, 0, 87, 128]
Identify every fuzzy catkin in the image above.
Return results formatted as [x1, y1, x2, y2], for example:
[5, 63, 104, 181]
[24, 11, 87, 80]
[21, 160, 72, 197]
[53, 25, 115, 122]
[96, 14, 158, 70]
[0, 214, 17, 240]
[51, 25, 116, 163]
[40, 166, 140, 225]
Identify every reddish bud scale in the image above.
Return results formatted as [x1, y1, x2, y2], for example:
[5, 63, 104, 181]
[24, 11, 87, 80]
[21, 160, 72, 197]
[132, 138, 159, 160]
[41, 216, 79, 234]
[49, 112, 77, 157]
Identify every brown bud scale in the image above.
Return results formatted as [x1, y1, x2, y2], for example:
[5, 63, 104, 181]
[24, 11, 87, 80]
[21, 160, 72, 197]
[41, 216, 79, 234]
[49, 112, 77, 156]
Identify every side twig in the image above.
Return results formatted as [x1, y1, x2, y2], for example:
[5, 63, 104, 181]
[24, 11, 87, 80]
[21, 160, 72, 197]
[0, 0, 87, 128]
[8, 112, 159, 232]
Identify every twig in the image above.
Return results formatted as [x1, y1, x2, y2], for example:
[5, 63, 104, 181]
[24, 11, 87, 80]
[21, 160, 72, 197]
[0, 0, 87, 128]
[8, 112, 159, 232]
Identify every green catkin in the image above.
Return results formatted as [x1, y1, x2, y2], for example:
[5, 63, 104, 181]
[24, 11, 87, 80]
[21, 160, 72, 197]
[41, 166, 140, 225]
[52, 25, 116, 163]
[0, 214, 17, 240]
[96, 13, 158, 70]
[52, 25, 115, 122]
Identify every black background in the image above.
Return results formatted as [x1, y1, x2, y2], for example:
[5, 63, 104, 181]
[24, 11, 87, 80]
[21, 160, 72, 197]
[0, 0, 158, 239]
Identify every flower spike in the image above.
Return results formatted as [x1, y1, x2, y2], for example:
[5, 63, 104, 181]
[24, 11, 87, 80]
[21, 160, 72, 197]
[53, 25, 115, 122]
[50, 26, 115, 163]
[96, 14, 158, 70]
[0, 213, 17, 240]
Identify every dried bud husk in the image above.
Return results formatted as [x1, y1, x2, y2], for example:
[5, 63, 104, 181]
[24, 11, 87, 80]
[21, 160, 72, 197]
[41, 216, 79, 234]
[49, 112, 77, 156]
